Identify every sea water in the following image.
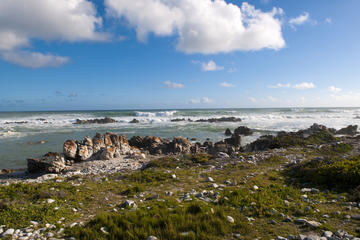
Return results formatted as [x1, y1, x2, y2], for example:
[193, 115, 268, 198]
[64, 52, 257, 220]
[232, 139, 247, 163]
[0, 108, 359, 169]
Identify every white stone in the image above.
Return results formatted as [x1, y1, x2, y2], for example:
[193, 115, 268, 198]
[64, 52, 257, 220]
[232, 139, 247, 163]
[227, 216, 235, 223]
[253, 185, 259, 190]
[171, 174, 177, 179]
[147, 236, 158, 240]
[206, 177, 214, 182]
[3, 228, 15, 235]
[46, 199, 55, 204]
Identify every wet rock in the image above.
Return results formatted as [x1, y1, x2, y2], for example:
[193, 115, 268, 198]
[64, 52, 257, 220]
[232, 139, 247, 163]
[225, 128, 232, 136]
[195, 117, 242, 123]
[234, 126, 253, 136]
[129, 119, 140, 124]
[63, 140, 77, 160]
[171, 118, 186, 122]
[27, 152, 66, 173]
[77, 136, 94, 161]
[74, 117, 117, 124]
[336, 125, 358, 136]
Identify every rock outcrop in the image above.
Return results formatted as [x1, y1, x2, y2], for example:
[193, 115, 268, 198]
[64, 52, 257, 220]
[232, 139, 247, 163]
[27, 152, 66, 173]
[336, 125, 358, 136]
[234, 126, 253, 136]
[195, 117, 242, 123]
[74, 117, 117, 125]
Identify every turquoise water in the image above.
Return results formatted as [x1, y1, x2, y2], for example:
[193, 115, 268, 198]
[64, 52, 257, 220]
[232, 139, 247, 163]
[0, 108, 359, 169]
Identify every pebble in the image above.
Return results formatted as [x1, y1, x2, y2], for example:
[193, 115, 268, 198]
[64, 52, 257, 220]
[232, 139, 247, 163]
[206, 177, 214, 182]
[171, 174, 177, 179]
[322, 231, 333, 238]
[253, 185, 259, 191]
[147, 236, 158, 240]
[46, 199, 55, 204]
[3, 228, 14, 236]
[227, 216, 235, 223]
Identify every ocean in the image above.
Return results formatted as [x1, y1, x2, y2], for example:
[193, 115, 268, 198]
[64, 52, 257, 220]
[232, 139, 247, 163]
[0, 108, 359, 169]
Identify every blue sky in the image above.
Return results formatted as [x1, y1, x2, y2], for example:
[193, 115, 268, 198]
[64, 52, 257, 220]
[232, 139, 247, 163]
[0, 0, 359, 111]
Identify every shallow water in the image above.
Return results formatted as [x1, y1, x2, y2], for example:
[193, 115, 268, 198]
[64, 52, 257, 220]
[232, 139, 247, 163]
[0, 108, 359, 169]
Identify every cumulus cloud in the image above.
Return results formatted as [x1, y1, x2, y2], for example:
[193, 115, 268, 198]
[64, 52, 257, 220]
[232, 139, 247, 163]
[328, 86, 342, 93]
[220, 82, 235, 88]
[164, 81, 184, 88]
[201, 60, 224, 71]
[0, 51, 70, 68]
[105, 0, 285, 54]
[293, 82, 316, 90]
[0, 0, 107, 67]
[188, 97, 213, 104]
[289, 12, 310, 28]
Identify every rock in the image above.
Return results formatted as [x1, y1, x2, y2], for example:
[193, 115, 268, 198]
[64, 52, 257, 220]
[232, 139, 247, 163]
[216, 152, 229, 158]
[27, 140, 47, 145]
[77, 136, 93, 161]
[306, 220, 321, 228]
[225, 128, 232, 136]
[147, 236, 158, 240]
[171, 174, 177, 179]
[2, 228, 14, 236]
[122, 200, 136, 208]
[351, 214, 360, 220]
[171, 118, 186, 122]
[170, 137, 191, 154]
[74, 117, 117, 124]
[129, 119, 140, 124]
[227, 216, 235, 223]
[100, 227, 109, 234]
[336, 125, 358, 136]
[195, 117, 242, 123]
[63, 140, 77, 160]
[224, 134, 241, 149]
[234, 126, 253, 136]
[206, 177, 214, 182]
[253, 185, 259, 191]
[322, 231, 333, 238]
[92, 133, 106, 153]
[27, 152, 66, 173]
[47, 199, 55, 204]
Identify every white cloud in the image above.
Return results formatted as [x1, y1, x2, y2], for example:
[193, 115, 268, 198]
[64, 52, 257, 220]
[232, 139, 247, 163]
[325, 18, 332, 24]
[293, 82, 315, 90]
[289, 12, 310, 28]
[0, 0, 107, 67]
[268, 83, 291, 88]
[220, 82, 235, 88]
[202, 60, 224, 71]
[188, 97, 213, 104]
[164, 81, 184, 89]
[328, 86, 342, 93]
[248, 97, 257, 103]
[0, 51, 70, 68]
[105, 0, 285, 54]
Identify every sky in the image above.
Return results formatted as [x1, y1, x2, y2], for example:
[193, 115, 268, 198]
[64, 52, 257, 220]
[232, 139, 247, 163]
[0, 0, 359, 111]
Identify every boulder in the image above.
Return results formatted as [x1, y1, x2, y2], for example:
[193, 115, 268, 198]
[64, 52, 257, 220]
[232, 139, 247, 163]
[98, 146, 118, 160]
[224, 134, 241, 149]
[27, 152, 66, 173]
[195, 117, 242, 123]
[170, 137, 192, 154]
[129, 136, 144, 149]
[63, 140, 77, 160]
[336, 125, 358, 136]
[77, 136, 93, 161]
[234, 126, 253, 136]
[225, 128, 232, 136]
[129, 118, 140, 124]
[74, 117, 117, 125]
[246, 135, 275, 152]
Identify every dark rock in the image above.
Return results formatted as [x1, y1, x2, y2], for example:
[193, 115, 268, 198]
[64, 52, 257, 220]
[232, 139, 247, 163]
[246, 135, 276, 152]
[129, 136, 144, 149]
[195, 117, 242, 123]
[4, 121, 28, 124]
[336, 125, 358, 136]
[27, 152, 66, 173]
[74, 117, 117, 124]
[224, 134, 241, 149]
[171, 118, 186, 122]
[27, 140, 47, 145]
[129, 118, 140, 124]
[225, 128, 232, 136]
[234, 126, 253, 136]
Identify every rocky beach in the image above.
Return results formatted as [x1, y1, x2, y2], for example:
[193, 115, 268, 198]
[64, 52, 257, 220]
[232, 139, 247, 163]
[1, 121, 360, 239]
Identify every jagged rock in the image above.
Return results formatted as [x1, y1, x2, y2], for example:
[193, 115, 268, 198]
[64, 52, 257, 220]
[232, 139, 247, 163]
[63, 140, 77, 160]
[77, 136, 93, 161]
[336, 125, 358, 136]
[129, 136, 144, 149]
[129, 118, 140, 123]
[225, 128, 232, 136]
[93, 133, 105, 153]
[97, 146, 117, 160]
[195, 117, 242, 123]
[170, 137, 191, 154]
[171, 118, 186, 122]
[74, 117, 117, 124]
[27, 152, 66, 173]
[224, 134, 241, 149]
[246, 135, 275, 152]
[234, 126, 253, 136]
